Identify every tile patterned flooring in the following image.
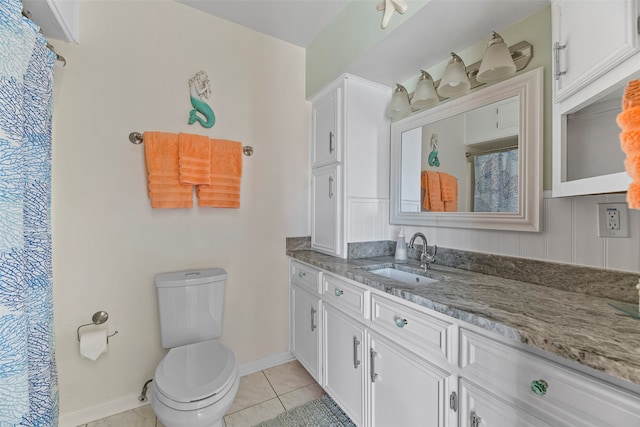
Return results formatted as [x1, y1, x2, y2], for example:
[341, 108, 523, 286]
[80, 360, 324, 427]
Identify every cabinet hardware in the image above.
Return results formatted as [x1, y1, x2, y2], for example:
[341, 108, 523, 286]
[395, 318, 408, 328]
[370, 348, 379, 382]
[328, 176, 334, 198]
[530, 379, 549, 396]
[449, 391, 458, 412]
[334, 289, 343, 297]
[553, 41, 567, 80]
[471, 413, 482, 427]
[310, 307, 317, 332]
[353, 337, 361, 368]
[298, 271, 306, 278]
[329, 132, 335, 154]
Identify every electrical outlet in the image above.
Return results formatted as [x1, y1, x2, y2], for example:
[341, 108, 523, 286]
[598, 203, 629, 238]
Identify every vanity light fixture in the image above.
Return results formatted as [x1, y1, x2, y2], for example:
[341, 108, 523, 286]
[437, 52, 471, 98]
[411, 71, 439, 109]
[387, 83, 411, 119]
[476, 32, 517, 83]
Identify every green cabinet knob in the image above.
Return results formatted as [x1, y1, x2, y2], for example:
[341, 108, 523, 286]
[530, 379, 548, 396]
[335, 289, 344, 297]
[395, 318, 408, 328]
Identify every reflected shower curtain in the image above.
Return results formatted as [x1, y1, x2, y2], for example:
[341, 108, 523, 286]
[0, 0, 58, 425]
[473, 149, 519, 213]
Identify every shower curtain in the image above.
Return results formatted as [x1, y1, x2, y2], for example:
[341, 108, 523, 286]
[473, 149, 519, 213]
[0, 0, 58, 425]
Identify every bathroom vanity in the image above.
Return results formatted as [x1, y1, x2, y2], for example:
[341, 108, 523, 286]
[288, 250, 640, 427]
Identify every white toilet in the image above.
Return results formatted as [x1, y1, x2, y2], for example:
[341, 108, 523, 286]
[150, 268, 239, 427]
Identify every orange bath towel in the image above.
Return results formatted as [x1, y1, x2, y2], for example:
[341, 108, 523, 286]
[617, 80, 640, 209]
[196, 139, 243, 208]
[439, 172, 458, 212]
[144, 132, 193, 208]
[426, 171, 444, 212]
[178, 132, 211, 185]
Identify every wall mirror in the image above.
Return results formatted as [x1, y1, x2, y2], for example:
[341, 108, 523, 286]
[390, 67, 543, 231]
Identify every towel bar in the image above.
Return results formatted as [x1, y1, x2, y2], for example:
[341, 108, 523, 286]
[129, 132, 253, 156]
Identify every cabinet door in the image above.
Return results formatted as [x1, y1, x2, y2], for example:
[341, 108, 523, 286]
[369, 333, 453, 427]
[291, 284, 320, 382]
[311, 164, 341, 257]
[323, 304, 366, 426]
[459, 379, 550, 427]
[464, 97, 519, 145]
[552, 0, 639, 102]
[312, 89, 339, 167]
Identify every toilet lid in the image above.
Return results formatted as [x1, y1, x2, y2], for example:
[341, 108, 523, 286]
[154, 340, 237, 403]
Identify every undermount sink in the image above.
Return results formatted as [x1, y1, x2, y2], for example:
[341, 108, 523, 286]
[369, 267, 439, 285]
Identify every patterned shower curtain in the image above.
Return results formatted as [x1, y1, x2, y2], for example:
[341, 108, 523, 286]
[0, 0, 58, 425]
[473, 149, 519, 213]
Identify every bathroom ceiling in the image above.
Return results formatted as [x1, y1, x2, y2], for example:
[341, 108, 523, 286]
[176, 0, 550, 87]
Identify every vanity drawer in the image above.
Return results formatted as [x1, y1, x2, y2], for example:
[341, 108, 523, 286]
[459, 328, 640, 426]
[322, 273, 369, 319]
[371, 294, 454, 363]
[290, 261, 321, 294]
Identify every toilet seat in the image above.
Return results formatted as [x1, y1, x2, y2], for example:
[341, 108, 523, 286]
[154, 340, 237, 408]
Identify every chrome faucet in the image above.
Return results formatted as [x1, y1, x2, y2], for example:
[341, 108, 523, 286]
[408, 232, 437, 270]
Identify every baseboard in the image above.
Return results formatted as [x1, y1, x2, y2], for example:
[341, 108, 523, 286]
[238, 351, 295, 376]
[58, 393, 148, 427]
[58, 351, 295, 426]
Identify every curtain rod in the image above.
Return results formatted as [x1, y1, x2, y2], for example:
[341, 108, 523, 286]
[128, 132, 254, 156]
[21, 9, 67, 66]
[465, 144, 518, 158]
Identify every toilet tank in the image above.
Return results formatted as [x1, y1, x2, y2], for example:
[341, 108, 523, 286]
[155, 268, 227, 348]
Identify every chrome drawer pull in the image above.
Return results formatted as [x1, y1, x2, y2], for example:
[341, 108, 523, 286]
[353, 337, 361, 369]
[310, 307, 317, 332]
[329, 132, 335, 154]
[553, 41, 567, 81]
[370, 349, 379, 383]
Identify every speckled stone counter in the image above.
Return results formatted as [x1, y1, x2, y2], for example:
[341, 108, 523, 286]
[287, 248, 640, 390]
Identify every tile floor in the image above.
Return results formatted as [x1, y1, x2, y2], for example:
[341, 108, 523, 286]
[79, 360, 324, 427]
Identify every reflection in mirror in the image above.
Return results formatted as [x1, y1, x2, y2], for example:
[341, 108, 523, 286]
[390, 68, 543, 232]
[400, 96, 519, 213]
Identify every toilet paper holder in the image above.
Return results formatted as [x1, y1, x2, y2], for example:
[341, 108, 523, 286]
[77, 310, 119, 342]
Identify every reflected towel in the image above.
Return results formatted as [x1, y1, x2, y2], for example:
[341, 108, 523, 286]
[420, 171, 430, 211]
[439, 172, 458, 212]
[196, 139, 243, 208]
[426, 171, 444, 212]
[178, 132, 211, 185]
[144, 132, 193, 208]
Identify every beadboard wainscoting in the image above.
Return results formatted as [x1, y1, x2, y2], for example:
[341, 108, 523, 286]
[399, 192, 640, 274]
[347, 198, 390, 243]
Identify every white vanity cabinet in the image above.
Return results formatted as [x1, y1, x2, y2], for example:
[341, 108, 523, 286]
[309, 75, 390, 258]
[289, 262, 322, 382]
[551, 0, 638, 196]
[463, 97, 519, 146]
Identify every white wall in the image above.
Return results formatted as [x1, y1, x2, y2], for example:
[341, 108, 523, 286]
[50, 0, 308, 423]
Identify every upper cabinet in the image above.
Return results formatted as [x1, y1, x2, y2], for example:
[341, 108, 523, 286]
[309, 75, 390, 258]
[551, 0, 638, 197]
[464, 97, 519, 146]
[22, 0, 79, 43]
[552, 0, 639, 102]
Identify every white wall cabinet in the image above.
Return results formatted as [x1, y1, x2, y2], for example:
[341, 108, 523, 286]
[464, 97, 519, 146]
[309, 75, 390, 258]
[290, 259, 640, 427]
[551, 0, 638, 196]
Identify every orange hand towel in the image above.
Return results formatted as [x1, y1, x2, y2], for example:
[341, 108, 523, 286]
[144, 131, 193, 208]
[439, 172, 458, 212]
[617, 80, 640, 209]
[196, 139, 243, 208]
[426, 171, 444, 212]
[421, 171, 431, 211]
[178, 133, 211, 185]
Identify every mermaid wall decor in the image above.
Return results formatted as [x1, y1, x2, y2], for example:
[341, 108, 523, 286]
[188, 70, 216, 128]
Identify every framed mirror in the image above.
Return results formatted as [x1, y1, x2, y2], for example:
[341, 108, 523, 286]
[390, 67, 543, 231]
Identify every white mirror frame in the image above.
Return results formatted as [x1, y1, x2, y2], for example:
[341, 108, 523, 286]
[390, 67, 543, 232]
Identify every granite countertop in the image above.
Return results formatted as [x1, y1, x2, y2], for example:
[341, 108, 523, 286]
[288, 249, 640, 389]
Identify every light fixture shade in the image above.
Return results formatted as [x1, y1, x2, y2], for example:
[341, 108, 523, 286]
[437, 52, 471, 98]
[387, 83, 411, 120]
[411, 71, 439, 109]
[477, 32, 516, 83]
